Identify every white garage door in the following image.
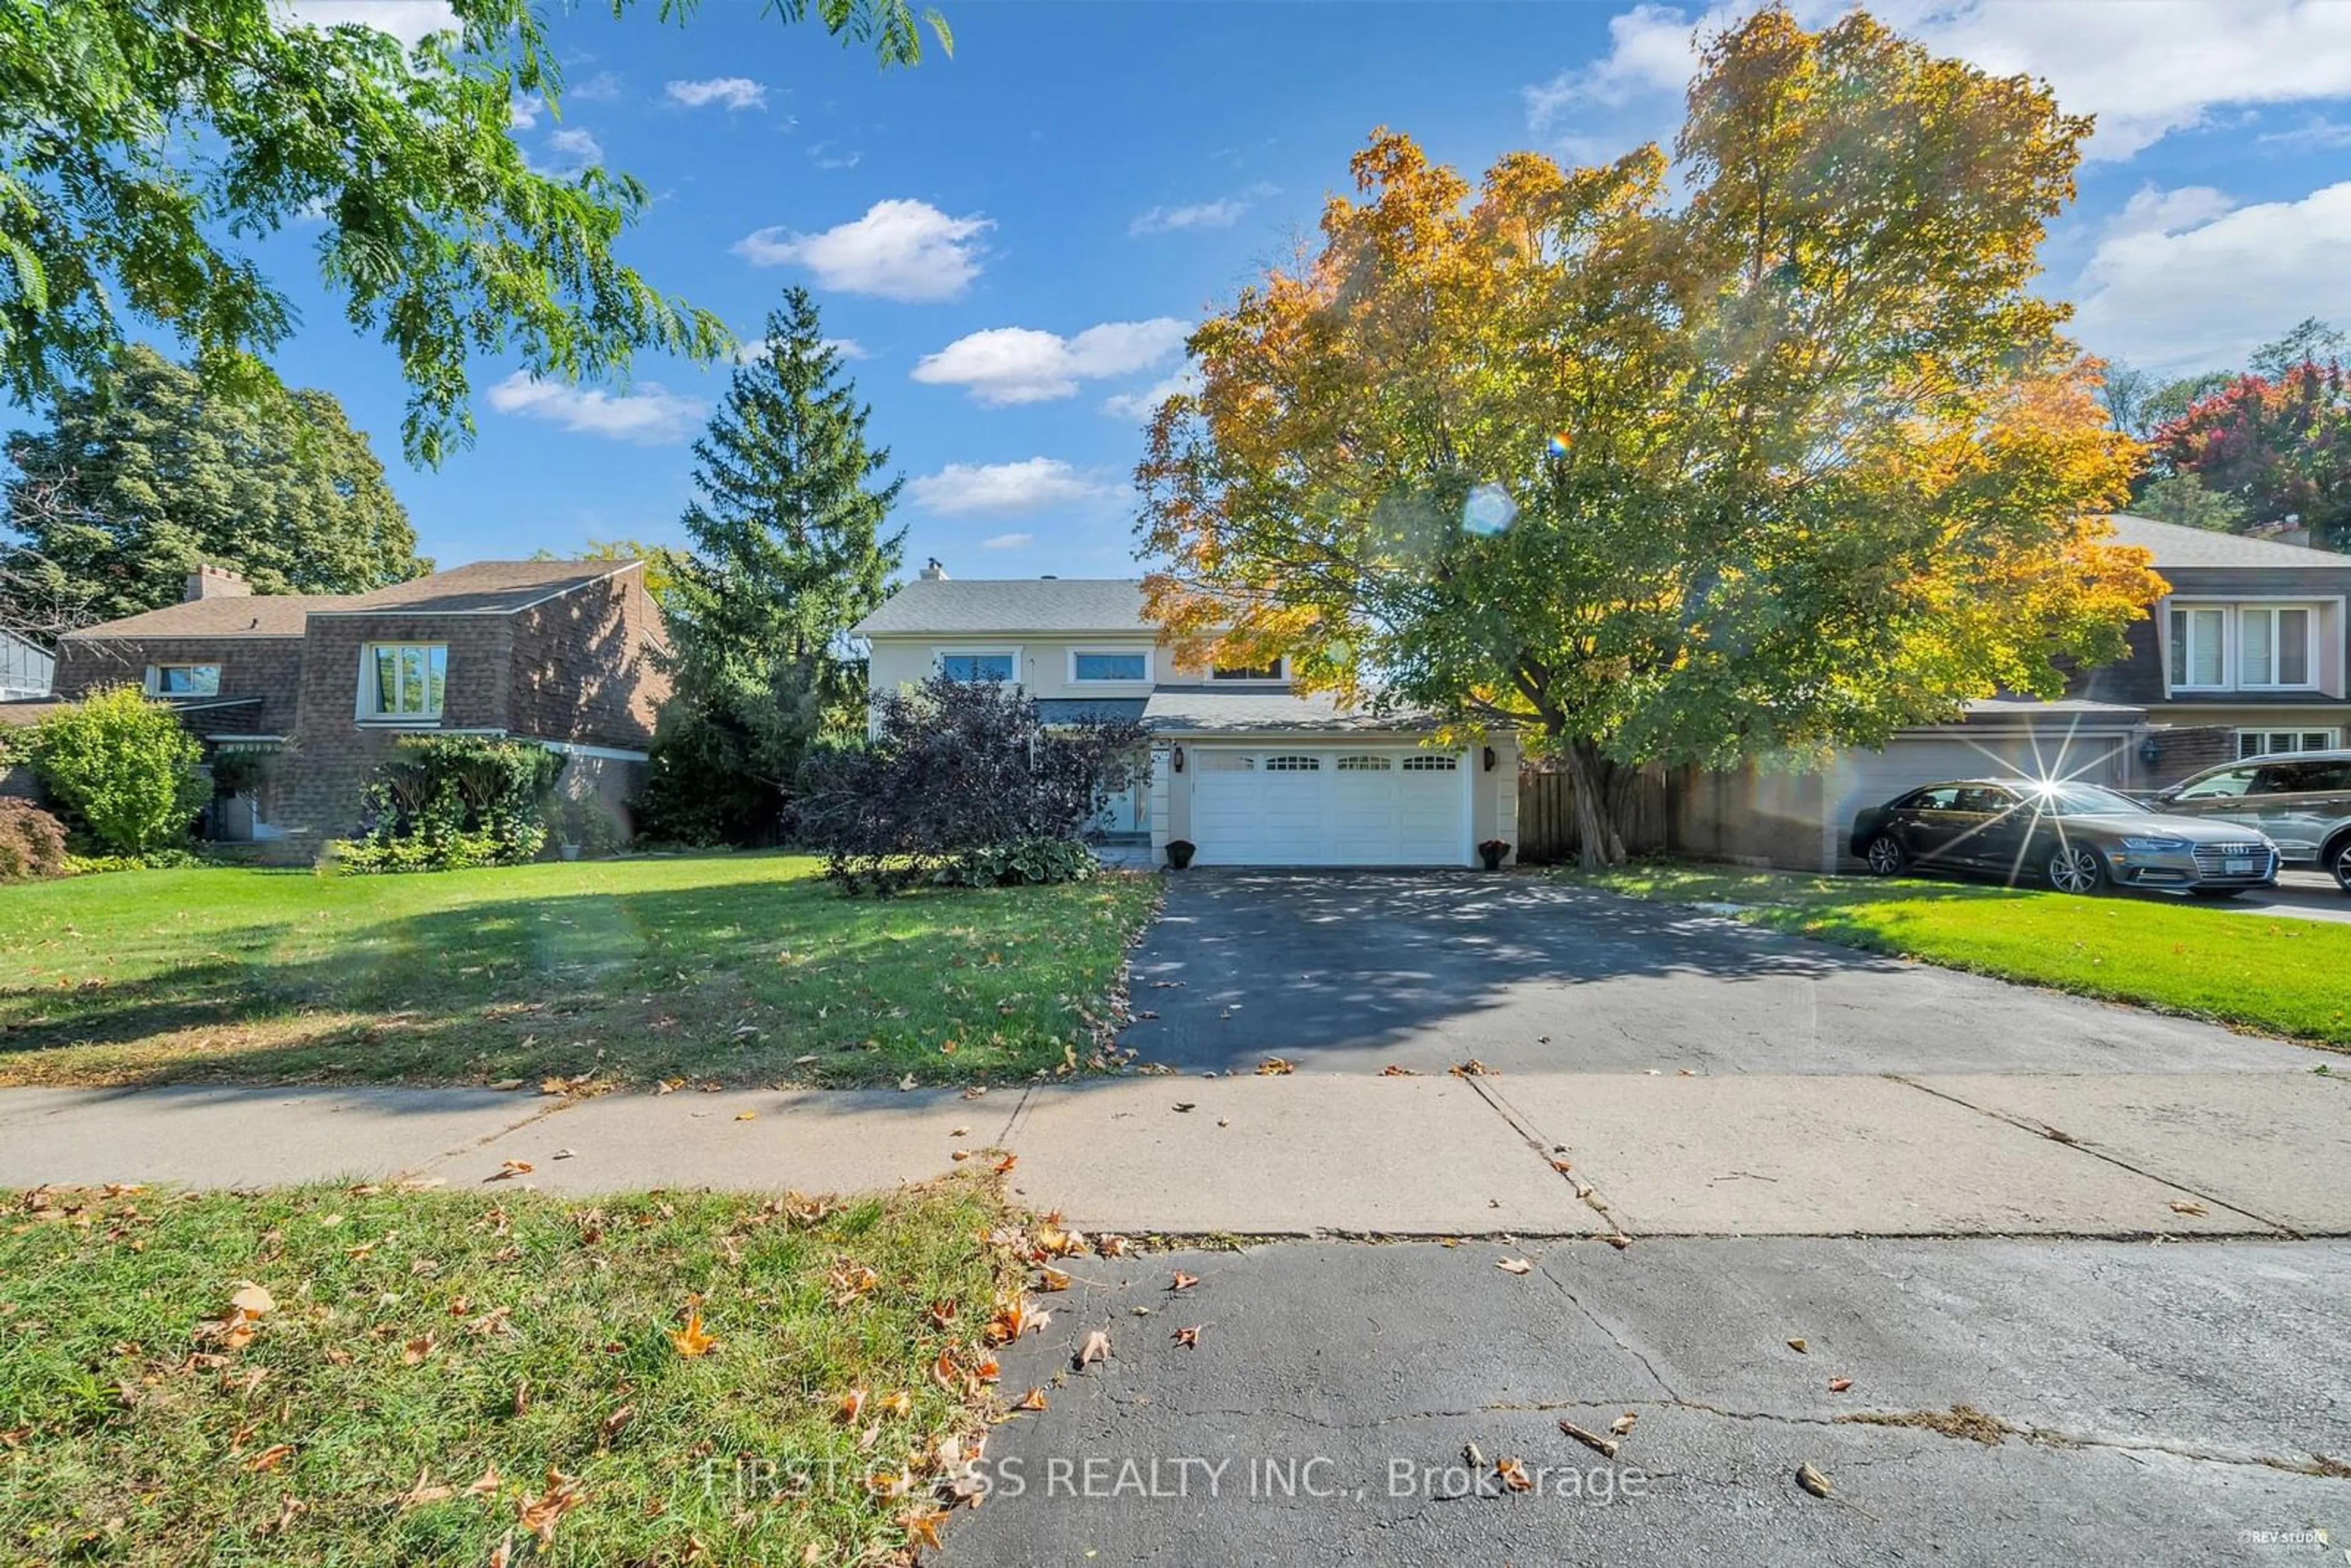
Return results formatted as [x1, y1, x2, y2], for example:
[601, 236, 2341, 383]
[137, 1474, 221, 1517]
[1190, 748, 1469, 866]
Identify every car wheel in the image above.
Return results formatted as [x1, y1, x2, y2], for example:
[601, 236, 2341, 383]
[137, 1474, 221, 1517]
[2047, 844, 2107, 895]
[2330, 835, 2351, 896]
[1862, 834, 1906, 876]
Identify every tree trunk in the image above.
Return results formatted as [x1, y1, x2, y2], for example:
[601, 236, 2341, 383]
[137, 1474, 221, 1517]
[1559, 737, 1629, 870]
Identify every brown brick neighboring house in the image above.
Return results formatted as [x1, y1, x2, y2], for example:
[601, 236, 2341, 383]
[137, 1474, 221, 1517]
[48, 560, 670, 860]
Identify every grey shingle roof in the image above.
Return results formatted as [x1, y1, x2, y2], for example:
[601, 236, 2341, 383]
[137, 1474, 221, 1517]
[1141, 688, 1436, 735]
[2104, 513, 2347, 568]
[1035, 698, 1149, 725]
[62, 561, 639, 640]
[853, 577, 1150, 636]
[61, 595, 345, 639]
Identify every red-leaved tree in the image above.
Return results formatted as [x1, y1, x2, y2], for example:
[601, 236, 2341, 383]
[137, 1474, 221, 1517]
[2153, 362, 2351, 549]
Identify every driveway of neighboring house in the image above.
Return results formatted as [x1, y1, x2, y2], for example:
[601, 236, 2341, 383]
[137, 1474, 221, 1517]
[2215, 868, 2351, 925]
[1116, 871, 2315, 1076]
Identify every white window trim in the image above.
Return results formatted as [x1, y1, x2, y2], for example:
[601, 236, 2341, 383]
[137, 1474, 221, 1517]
[2237, 727, 2342, 759]
[2235, 604, 2320, 691]
[1065, 646, 1154, 685]
[932, 645, 1022, 686]
[144, 662, 222, 697]
[355, 642, 449, 723]
[1207, 655, 1291, 684]
[2164, 596, 2342, 697]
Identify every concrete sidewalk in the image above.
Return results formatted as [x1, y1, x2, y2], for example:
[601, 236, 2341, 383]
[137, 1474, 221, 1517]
[4, 1066, 2345, 1237]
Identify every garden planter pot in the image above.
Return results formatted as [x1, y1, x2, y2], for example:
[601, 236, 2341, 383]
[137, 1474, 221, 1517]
[1165, 839, 1196, 870]
[1478, 842, 1509, 871]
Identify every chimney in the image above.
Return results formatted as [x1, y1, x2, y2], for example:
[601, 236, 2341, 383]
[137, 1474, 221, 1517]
[919, 557, 948, 581]
[186, 563, 251, 601]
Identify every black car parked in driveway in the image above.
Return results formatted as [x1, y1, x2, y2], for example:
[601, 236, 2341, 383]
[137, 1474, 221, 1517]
[1850, 778, 2281, 897]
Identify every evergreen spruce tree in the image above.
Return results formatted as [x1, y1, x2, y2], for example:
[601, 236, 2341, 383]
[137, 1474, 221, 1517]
[639, 288, 904, 843]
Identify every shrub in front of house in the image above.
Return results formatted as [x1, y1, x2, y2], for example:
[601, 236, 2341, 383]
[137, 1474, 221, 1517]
[23, 686, 208, 856]
[0, 798, 69, 880]
[326, 735, 563, 873]
[798, 675, 1147, 895]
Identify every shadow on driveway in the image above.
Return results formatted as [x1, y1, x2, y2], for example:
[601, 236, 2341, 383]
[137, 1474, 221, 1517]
[1114, 870, 2313, 1077]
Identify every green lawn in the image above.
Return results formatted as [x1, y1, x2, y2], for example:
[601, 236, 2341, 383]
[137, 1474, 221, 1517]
[0, 854, 1160, 1089]
[1578, 863, 2351, 1051]
[0, 1176, 1026, 1566]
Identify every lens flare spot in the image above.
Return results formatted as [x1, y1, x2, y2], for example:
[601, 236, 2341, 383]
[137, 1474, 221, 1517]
[1462, 484, 1515, 536]
[1546, 431, 1573, 457]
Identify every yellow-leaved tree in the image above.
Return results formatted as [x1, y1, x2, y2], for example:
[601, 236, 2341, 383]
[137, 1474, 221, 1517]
[1135, 7, 2162, 866]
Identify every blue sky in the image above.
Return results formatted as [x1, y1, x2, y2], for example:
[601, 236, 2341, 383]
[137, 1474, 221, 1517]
[247, 2, 2351, 574]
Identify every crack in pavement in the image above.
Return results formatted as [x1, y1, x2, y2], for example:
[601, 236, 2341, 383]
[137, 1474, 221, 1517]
[1883, 1075, 2300, 1239]
[1459, 1073, 1632, 1236]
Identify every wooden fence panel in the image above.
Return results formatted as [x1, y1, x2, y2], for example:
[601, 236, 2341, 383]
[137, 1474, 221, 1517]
[1515, 766, 1670, 865]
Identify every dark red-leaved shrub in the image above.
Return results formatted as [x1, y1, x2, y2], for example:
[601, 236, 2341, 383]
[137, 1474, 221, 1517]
[0, 797, 70, 880]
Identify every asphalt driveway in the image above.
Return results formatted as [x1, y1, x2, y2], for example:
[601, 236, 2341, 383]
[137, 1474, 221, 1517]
[1116, 871, 2312, 1076]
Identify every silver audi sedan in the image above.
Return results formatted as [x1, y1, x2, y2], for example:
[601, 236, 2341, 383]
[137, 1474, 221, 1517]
[1849, 778, 2282, 897]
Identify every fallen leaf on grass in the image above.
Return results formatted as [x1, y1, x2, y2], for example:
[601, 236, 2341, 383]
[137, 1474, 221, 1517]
[835, 1389, 868, 1424]
[518, 1469, 587, 1546]
[1495, 1258, 1532, 1275]
[878, 1390, 912, 1419]
[1172, 1325, 1201, 1349]
[669, 1307, 718, 1358]
[242, 1443, 294, 1473]
[1078, 1330, 1111, 1368]
[597, 1405, 636, 1449]
[402, 1334, 435, 1365]
[901, 1507, 948, 1551]
[467, 1462, 502, 1496]
[993, 1153, 1018, 1175]
[394, 1469, 455, 1509]
[2169, 1200, 2210, 1217]
[230, 1282, 275, 1318]
[1795, 1461, 1833, 1499]
[1829, 1378, 1854, 1394]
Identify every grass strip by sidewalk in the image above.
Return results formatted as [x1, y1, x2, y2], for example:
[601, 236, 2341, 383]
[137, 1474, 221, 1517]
[1, 1174, 1026, 1566]
[0, 853, 1160, 1090]
[1575, 863, 2351, 1051]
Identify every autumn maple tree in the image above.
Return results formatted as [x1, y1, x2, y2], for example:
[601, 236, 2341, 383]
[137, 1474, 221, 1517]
[1136, 8, 2161, 865]
[2151, 361, 2351, 550]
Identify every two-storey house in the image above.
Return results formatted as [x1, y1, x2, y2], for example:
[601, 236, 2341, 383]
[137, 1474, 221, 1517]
[1674, 512, 2351, 871]
[853, 563, 1522, 868]
[39, 559, 669, 858]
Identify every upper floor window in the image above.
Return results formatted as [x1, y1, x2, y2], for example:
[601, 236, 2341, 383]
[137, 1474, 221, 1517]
[365, 643, 446, 719]
[2240, 606, 2313, 688]
[147, 664, 220, 696]
[939, 651, 1014, 683]
[1210, 658, 1288, 681]
[1071, 650, 1149, 683]
[2169, 603, 2321, 692]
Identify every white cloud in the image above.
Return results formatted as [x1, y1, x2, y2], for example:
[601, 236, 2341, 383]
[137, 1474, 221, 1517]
[283, 1, 457, 47]
[981, 532, 1035, 550]
[2260, 114, 2351, 151]
[509, 94, 542, 130]
[733, 200, 989, 302]
[729, 336, 869, 366]
[666, 77, 767, 111]
[911, 318, 1188, 406]
[1523, 1, 2351, 162]
[1102, 369, 1199, 421]
[2072, 181, 2351, 369]
[906, 458, 1111, 516]
[1129, 182, 1279, 236]
[530, 126, 602, 177]
[486, 372, 706, 445]
[568, 69, 626, 103]
[808, 141, 863, 171]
